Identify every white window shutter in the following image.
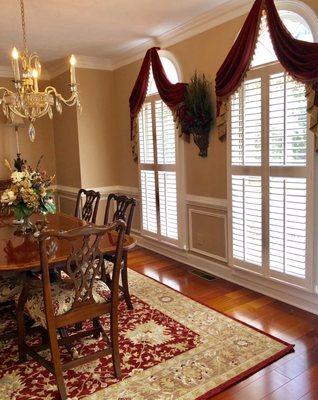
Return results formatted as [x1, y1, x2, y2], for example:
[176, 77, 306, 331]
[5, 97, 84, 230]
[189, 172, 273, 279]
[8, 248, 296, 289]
[139, 98, 179, 243]
[230, 68, 311, 287]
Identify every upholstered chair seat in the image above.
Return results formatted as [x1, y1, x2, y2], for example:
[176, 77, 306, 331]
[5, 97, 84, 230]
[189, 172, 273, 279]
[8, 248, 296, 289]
[25, 279, 112, 328]
[0, 273, 22, 303]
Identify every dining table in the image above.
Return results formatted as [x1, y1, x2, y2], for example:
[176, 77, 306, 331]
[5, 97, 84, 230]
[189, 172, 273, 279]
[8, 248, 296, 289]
[0, 212, 136, 273]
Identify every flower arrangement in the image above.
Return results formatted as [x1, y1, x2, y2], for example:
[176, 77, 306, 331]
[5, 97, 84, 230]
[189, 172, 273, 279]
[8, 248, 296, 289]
[181, 72, 214, 157]
[0, 158, 56, 231]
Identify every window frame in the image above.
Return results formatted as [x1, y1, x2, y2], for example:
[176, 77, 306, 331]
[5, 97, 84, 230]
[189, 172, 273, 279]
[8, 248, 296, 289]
[227, 61, 314, 290]
[137, 53, 187, 250]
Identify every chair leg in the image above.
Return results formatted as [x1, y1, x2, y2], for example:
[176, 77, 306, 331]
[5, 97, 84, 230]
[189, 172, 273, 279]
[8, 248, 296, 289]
[92, 318, 101, 338]
[121, 258, 133, 310]
[48, 327, 67, 400]
[17, 280, 28, 363]
[110, 309, 121, 379]
[17, 304, 27, 363]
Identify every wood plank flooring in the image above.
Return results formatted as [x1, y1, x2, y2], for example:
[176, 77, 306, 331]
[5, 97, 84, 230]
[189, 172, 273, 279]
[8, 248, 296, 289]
[128, 247, 318, 400]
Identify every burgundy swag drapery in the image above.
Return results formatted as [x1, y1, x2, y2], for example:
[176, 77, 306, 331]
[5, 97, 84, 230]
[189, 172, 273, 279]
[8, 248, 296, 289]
[215, 0, 318, 142]
[129, 47, 187, 161]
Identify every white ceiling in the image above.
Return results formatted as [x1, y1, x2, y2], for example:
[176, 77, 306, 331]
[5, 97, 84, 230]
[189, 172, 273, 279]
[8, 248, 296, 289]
[0, 0, 247, 67]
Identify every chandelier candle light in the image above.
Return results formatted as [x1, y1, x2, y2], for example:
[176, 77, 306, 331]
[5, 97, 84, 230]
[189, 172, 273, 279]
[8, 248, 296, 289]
[0, 0, 81, 142]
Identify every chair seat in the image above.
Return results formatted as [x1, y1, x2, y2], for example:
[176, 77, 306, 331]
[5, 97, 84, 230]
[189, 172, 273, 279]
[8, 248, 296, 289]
[25, 279, 112, 328]
[0, 273, 22, 303]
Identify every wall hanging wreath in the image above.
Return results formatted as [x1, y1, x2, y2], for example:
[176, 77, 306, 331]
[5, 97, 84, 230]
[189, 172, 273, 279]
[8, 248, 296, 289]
[181, 72, 214, 157]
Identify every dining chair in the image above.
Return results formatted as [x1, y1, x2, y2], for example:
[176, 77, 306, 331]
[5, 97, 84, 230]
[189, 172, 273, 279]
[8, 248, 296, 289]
[0, 273, 22, 340]
[104, 193, 136, 310]
[74, 188, 101, 224]
[16, 221, 126, 400]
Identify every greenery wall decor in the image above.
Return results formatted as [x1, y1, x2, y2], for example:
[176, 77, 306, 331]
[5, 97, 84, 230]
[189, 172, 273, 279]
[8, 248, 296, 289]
[181, 72, 214, 157]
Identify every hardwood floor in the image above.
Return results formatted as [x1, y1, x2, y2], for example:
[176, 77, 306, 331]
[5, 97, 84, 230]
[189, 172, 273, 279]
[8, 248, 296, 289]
[129, 247, 318, 400]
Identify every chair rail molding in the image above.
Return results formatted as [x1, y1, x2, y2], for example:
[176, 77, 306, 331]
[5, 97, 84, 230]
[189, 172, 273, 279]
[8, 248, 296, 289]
[186, 194, 228, 210]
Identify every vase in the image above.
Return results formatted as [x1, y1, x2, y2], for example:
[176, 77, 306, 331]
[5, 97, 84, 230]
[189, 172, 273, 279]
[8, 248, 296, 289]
[15, 215, 35, 236]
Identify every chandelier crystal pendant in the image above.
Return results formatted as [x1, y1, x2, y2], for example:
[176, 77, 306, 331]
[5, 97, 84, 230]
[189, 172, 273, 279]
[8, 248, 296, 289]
[0, 0, 81, 142]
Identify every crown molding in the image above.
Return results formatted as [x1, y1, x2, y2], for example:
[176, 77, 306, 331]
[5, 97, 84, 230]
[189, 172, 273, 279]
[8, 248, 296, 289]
[111, 0, 252, 70]
[1, 0, 316, 76]
[44, 54, 112, 80]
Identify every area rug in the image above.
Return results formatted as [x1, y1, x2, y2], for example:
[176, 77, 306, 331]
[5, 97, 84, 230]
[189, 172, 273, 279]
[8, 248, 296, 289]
[0, 270, 293, 400]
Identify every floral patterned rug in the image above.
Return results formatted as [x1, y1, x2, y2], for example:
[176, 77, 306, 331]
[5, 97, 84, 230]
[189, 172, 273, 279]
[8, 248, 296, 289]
[0, 270, 293, 400]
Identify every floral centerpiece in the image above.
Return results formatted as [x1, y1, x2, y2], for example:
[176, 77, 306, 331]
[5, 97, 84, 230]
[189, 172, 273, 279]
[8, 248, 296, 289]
[0, 158, 56, 234]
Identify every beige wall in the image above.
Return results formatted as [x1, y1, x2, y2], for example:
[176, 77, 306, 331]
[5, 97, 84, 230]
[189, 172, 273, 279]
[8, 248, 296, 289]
[51, 71, 81, 188]
[0, 78, 56, 180]
[77, 68, 119, 188]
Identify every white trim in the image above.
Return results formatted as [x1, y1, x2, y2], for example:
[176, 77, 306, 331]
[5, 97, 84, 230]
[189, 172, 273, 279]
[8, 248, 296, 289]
[186, 194, 228, 210]
[134, 233, 318, 315]
[188, 208, 228, 262]
[55, 185, 79, 195]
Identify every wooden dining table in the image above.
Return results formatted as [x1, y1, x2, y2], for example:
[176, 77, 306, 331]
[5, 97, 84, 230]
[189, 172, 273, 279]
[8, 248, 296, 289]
[0, 212, 136, 273]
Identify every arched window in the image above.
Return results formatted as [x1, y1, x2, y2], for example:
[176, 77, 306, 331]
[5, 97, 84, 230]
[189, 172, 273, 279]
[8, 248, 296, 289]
[138, 53, 182, 245]
[228, 5, 316, 288]
[252, 10, 313, 67]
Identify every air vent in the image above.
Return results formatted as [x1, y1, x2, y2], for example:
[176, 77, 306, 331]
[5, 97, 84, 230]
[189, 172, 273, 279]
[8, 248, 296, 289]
[189, 269, 217, 281]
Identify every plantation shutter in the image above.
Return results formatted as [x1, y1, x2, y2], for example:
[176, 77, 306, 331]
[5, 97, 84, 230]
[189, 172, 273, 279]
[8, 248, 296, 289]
[138, 96, 179, 243]
[229, 65, 312, 288]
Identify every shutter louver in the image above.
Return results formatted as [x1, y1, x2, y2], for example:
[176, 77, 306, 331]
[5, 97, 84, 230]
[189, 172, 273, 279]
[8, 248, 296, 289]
[232, 176, 262, 266]
[269, 73, 307, 166]
[138, 102, 154, 164]
[158, 171, 178, 240]
[140, 170, 157, 234]
[155, 100, 176, 164]
[231, 78, 262, 166]
[269, 177, 307, 279]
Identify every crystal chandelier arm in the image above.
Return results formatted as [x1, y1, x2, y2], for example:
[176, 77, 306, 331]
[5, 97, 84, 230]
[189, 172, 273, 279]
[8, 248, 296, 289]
[44, 86, 79, 107]
[0, 87, 15, 98]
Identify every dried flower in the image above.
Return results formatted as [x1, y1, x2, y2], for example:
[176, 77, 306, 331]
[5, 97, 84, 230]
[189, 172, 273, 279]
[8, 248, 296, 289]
[0, 160, 56, 220]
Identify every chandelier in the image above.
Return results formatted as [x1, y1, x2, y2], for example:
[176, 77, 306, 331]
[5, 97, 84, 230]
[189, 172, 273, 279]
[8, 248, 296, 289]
[0, 0, 81, 142]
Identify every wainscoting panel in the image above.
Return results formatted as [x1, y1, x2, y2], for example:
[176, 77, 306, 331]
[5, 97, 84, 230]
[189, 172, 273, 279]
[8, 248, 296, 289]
[189, 207, 228, 262]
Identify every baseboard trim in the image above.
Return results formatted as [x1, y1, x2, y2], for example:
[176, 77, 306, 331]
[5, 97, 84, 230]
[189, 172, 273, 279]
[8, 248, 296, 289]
[134, 233, 318, 316]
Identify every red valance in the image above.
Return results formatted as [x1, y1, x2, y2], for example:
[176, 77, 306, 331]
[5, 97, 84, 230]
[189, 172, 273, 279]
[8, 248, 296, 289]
[216, 0, 318, 141]
[129, 47, 187, 160]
